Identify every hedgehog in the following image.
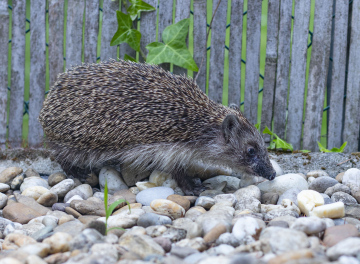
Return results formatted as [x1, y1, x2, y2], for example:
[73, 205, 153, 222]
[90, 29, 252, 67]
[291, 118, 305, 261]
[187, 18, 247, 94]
[39, 60, 276, 195]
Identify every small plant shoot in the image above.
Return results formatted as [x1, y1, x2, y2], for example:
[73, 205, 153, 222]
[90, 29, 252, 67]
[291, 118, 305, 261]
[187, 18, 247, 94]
[317, 141, 347, 153]
[263, 126, 293, 152]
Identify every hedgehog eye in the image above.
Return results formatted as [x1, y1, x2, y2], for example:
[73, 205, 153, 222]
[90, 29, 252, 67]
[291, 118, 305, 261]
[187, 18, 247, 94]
[248, 147, 256, 156]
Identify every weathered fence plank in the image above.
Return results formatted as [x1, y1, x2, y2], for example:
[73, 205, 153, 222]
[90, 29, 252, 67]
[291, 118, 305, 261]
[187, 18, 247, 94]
[0, 1, 8, 149]
[208, 0, 227, 104]
[119, 1, 136, 61]
[328, 0, 348, 149]
[28, 0, 46, 147]
[140, 0, 157, 61]
[158, 0, 173, 71]
[9, 0, 26, 148]
[244, 0, 262, 124]
[66, 0, 84, 68]
[303, 0, 333, 151]
[173, 0, 191, 76]
[343, 0, 360, 152]
[261, 0, 280, 143]
[49, 0, 65, 87]
[228, 0, 243, 107]
[193, 0, 207, 93]
[286, 0, 311, 150]
[101, 0, 118, 61]
[84, 0, 99, 63]
[273, 0, 292, 140]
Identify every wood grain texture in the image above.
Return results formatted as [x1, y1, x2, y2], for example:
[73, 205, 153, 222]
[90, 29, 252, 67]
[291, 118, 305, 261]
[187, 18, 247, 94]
[49, 0, 65, 87]
[260, 0, 280, 143]
[119, 1, 136, 60]
[158, 0, 173, 71]
[328, 0, 348, 149]
[0, 1, 9, 149]
[139, 0, 157, 61]
[303, 0, 333, 151]
[343, 0, 360, 152]
[193, 0, 207, 93]
[9, 0, 26, 148]
[286, 0, 310, 150]
[66, 0, 84, 68]
[28, 0, 46, 147]
[101, 0, 119, 61]
[273, 0, 292, 139]
[244, 0, 262, 124]
[84, 0, 99, 63]
[208, 0, 227, 104]
[228, 0, 243, 107]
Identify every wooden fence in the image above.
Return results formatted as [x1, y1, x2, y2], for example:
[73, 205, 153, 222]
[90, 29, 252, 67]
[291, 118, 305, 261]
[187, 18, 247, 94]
[0, 0, 359, 152]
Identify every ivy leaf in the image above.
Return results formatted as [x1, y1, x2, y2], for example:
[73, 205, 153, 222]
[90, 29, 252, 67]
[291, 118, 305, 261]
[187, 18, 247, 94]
[128, 0, 155, 21]
[146, 19, 198, 72]
[110, 11, 141, 51]
[124, 54, 137, 62]
[263, 126, 293, 151]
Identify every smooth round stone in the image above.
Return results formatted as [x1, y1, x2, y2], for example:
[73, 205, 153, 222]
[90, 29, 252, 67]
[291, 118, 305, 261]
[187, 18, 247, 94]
[51, 203, 69, 212]
[331, 191, 358, 205]
[207, 244, 234, 256]
[195, 196, 215, 209]
[66, 195, 83, 204]
[21, 222, 46, 236]
[50, 179, 74, 199]
[70, 199, 105, 216]
[325, 183, 351, 196]
[277, 188, 301, 206]
[290, 216, 326, 234]
[113, 189, 137, 204]
[323, 224, 359, 247]
[99, 166, 128, 195]
[176, 237, 207, 252]
[167, 194, 190, 211]
[196, 210, 233, 234]
[53, 220, 84, 237]
[162, 178, 177, 189]
[232, 216, 265, 241]
[20, 177, 49, 192]
[306, 170, 329, 178]
[118, 233, 165, 258]
[234, 185, 261, 201]
[270, 159, 283, 176]
[149, 170, 171, 186]
[173, 218, 202, 239]
[150, 199, 185, 219]
[309, 176, 339, 193]
[267, 220, 289, 228]
[0, 167, 23, 184]
[22, 186, 49, 200]
[11, 174, 24, 190]
[0, 183, 10, 193]
[42, 232, 73, 254]
[0, 192, 8, 209]
[153, 237, 172, 252]
[37, 191, 58, 207]
[185, 206, 206, 221]
[145, 225, 167, 237]
[216, 232, 241, 247]
[136, 187, 174, 206]
[214, 194, 237, 207]
[336, 172, 345, 183]
[3, 203, 42, 224]
[63, 184, 93, 203]
[136, 181, 157, 191]
[85, 172, 99, 187]
[24, 168, 40, 178]
[42, 216, 58, 228]
[342, 168, 360, 188]
[261, 192, 279, 205]
[235, 197, 261, 213]
[48, 172, 67, 187]
[326, 237, 360, 260]
[257, 174, 308, 195]
[203, 176, 241, 193]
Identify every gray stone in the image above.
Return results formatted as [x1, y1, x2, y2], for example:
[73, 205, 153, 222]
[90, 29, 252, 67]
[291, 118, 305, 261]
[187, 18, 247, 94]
[196, 210, 233, 234]
[118, 234, 165, 258]
[173, 218, 202, 239]
[50, 179, 74, 199]
[161, 226, 187, 242]
[0, 192, 8, 209]
[136, 187, 174, 206]
[214, 194, 237, 207]
[0, 183, 10, 192]
[342, 168, 360, 188]
[325, 183, 351, 196]
[48, 172, 67, 187]
[145, 225, 167, 237]
[170, 245, 199, 259]
[207, 244, 234, 256]
[203, 176, 241, 193]
[326, 237, 360, 260]
[309, 176, 339, 193]
[11, 174, 24, 190]
[99, 166, 128, 195]
[195, 196, 215, 209]
[261, 192, 279, 204]
[215, 232, 241, 247]
[137, 212, 172, 227]
[20, 177, 49, 192]
[233, 185, 261, 201]
[199, 190, 224, 197]
[0, 217, 13, 233]
[306, 170, 329, 178]
[277, 188, 301, 206]
[290, 216, 327, 234]
[257, 174, 308, 195]
[42, 216, 58, 228]
[69, 228, 104, 251]
[267, 220, 289, 228]
[54, 220, 84, 237]
[21, 222, 45, 236]
[235, 197, 261, 213]
[31, 225, 54, 241]
[263, 209, 299, 222]
[24, 168, 40, 178]
[331, 191, 358, 205]
[52, 203, 69, 212]
[232, 216, 266, 241]
[271, 159, 283, 176]
[183, 253, 209, 264]
[345, 204, 360, 219]
[63, 184, 93, 203]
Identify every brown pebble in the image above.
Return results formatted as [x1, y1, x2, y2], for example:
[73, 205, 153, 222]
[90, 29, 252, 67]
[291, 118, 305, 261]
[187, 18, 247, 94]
[203, 224, 227, 243]
[153, 236, 172, 252]
[44, 252, 71, 264]
[323, 224, 359, 247]
[65, 207, 82, 218]
[336, 172, 344, 183]
[3, 203, 42, 224]
[113, 203, 142, 215]
[78, 215, 100, 225]
[113, 189, 136, 204]
[268, 249, 314, 264]
[58, 215, 75, 225]
[84, 172, 99, 187]
[48, 172, 67, 186]
[183, 196, 198, 205]
[167, 194, 191, 211]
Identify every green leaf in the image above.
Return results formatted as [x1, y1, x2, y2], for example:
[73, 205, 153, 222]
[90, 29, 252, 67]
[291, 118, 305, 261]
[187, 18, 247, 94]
[317, 141, 331, 152]
[263, 126, 293, 151]
[124, 54, 137, 62]
[146, 19, 198, 71]
[110, 11, 141, 51]
[318, 141, 347, 153]
[107, 199, 128, 218]
[127, 0, 155, 21]
[299, 149, 311, 153]
[254, 123, 260, 131]
[263, 126, 274, 136]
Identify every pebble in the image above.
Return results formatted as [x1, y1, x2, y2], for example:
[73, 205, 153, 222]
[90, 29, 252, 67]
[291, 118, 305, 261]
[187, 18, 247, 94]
[85, 171, 99, 187]
[213, 193, 237, 207]
[43, 232, 73, 254]
[261, 192, 279, 204]
[344, 204, 360, 219]
[70, 199, 105, 216]
[306, 170, 329, 178]
[24, 168, 40, 178]
[0, 167, 23, 184]
[162, 226, 187, 242]
[150, 199, 185, 219]
[136, 181, 158, 190]
[196, 210, 233, 234]
[0, 182, 10, 192]
[153, 236, 172, 252]
[20, 177, 49, 192]
[99, 166, 128, 194]
[323, 224, 359, 247]
[137, 212, 172, 227]
[232, 216, 265, 241]
[309, 176, 339, 193]
[11, 174, 24, 190]
[331, 191, 358, 205]
[136, 187, 174, 206]
[202, 176, 241, 193]
[203, 223, 227, 243]
[149, 170, 171, 186]
[271, 159, 283, 176]
[63, 184, 93, 203]
[216, 232, 241, 247]
[50, 179, 75, 199]
[172, 218, 202, 239]
[53, 220, 84, 237]
[185, 206, 206, 221]
[118, 234, 165, 258]
[233, 185, 261, 201]
[47, 172, 67, 186]
[176, 237, 207, 251]
[3, 202, 42, 224]
[235, 196, 261, 213]
[257, 174, 308, 195]
[0, 192, 8, 209]
[290, 216, 326, 234]
[167, 194, 191, 211]
[342, 168, 360, 188]
[277, 188, 301, 206]
[37, 191, 58, 207]
[22, 186, 49, 200]
[195, 196, 215, 209]
[336, 172, 345, 182]
[326, 237, 360, 260]
[325, 183, 351, 196]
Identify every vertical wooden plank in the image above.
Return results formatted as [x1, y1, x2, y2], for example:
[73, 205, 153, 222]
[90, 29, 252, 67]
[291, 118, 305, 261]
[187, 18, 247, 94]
[193, 0, 207, 93]
[208, 0, 227, 104]
[260, 0, 280, 142]
[273, 0, 292, 139]
[344, 0, 360, 152]
[49, 0, 64, 87]
[101, 0, 118, 61]
[158, 0, 173, 71]
[303, 0, 333, 151]
[173, 0, 191, 76]
[84, 0, 99, 63]
[66, 0, 84, 68]
[119, 1, 136, 60]
[244, 0, 262, 124]
[28, 0, 46, 147]
[328, 0, 348, 149]
[140, 0, 157, 61]
[228, 0, 243, 107]
[9, 0, 26, 148]
[286, 0, 310, 150]
[0, 1, 9, 149]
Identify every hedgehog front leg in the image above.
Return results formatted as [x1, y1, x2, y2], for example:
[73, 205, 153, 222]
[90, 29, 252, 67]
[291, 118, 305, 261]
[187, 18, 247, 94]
[172, 168, 205, 196]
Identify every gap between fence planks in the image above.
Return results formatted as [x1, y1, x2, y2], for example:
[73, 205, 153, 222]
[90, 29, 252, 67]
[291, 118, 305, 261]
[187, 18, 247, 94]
[0, 1, 8, 149]
[28, 0, 46, 147]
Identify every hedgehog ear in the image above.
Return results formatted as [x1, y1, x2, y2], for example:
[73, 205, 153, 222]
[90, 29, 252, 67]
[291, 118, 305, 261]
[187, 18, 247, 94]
[222, 114, 239, 143]
[229, 103, 240, 112]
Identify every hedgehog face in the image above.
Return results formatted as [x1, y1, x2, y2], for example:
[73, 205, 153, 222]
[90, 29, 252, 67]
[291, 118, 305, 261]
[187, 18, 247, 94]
[221, 114, 276, 181]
